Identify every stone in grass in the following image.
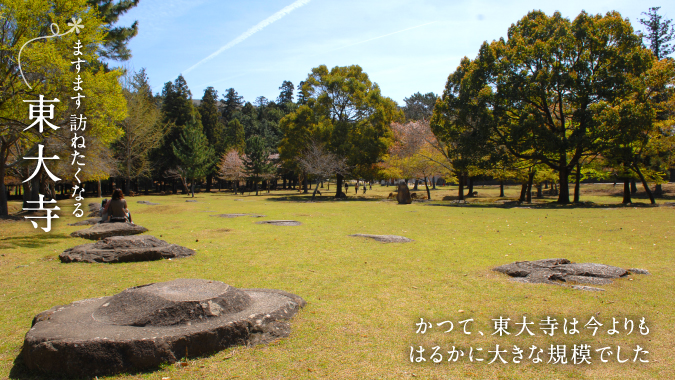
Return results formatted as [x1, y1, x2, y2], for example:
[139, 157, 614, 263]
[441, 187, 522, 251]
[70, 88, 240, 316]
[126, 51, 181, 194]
[572, 285, 605, 292]
[493, 258, 629, 288]
[21, 279, 305, 377]
[59, 235, 194, 263]
[396, 183, 412, 204]
[67, 218, 101, 226]
[628, 268, 650, 275]
[70, 222, 148, 240]
[349, 234, 413, 243]
[256, 220, 301, 226]
[137, 200, 160, 205]
[186, 200, 198, 202]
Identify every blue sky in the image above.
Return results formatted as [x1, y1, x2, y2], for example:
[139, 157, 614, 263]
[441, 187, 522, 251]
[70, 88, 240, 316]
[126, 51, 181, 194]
[114, 0, 674, 105]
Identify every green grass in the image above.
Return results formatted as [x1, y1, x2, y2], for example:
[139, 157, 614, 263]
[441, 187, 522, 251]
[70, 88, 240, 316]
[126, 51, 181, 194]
[1, 183, 674, 379]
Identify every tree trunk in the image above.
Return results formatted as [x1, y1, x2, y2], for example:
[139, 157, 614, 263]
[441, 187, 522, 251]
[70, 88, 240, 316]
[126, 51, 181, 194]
[634, 165, 656, 205]
[97, 180, 102, 198]
[457, 173, 464, 201]
[654, 184, 663, 197]
[519, 183, 527, 202]
[413, 179, 418, 191]
[335, 173, 344, 198]
[206, 174, 212, 192]
[630, 179, 637, 195]
[557, 166, 570, 204]
[432, 177, 436, 190]
[311, 179, 320, 199]
[499, 180, 505, 197]
[526, 171, 535, 203]
[0, 157, 7, 216]
[424, 176, 431, 200]
[255, 182, 259, 196]
[536, 183, 542, 199]
[191, 180, 195, 198]
[622, 179, 632, 204]
[573, 163, 581, 203]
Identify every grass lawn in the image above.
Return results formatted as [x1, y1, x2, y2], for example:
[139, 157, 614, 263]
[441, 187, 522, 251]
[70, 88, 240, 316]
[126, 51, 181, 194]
[1, 183, 674, 379]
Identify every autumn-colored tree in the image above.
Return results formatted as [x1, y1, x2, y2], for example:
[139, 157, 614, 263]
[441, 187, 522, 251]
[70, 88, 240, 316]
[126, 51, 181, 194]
[0, 0, 127, 216]
[218, 149, 245, 194]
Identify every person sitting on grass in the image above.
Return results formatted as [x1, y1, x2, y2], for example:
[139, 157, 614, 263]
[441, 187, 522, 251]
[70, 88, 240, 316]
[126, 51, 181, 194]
[104, 189, 133, 223]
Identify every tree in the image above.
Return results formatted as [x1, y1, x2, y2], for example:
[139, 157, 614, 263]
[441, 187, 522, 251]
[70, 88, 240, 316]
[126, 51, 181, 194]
[221, 88, 244, 124]
[639, 7, 675, 197]
[87, 0, 140, 61]
[467, 10, 654, 204]
[0, 0, 127, 216]
[297, 140, 348, 199]
[403, 92, 438, 121]
[199, 86, 225, 191]
[113, 69, 165, 192]
[282, 65, 402, 197]
[243, 135, 275, 195]
[218, 149, 245, 194]
[224, 119, 246, 154]
[640, 7, 675, 60]
[277, 80, 294, 105]
[171, 120, 214, 197]
[431, 57, 496, 200]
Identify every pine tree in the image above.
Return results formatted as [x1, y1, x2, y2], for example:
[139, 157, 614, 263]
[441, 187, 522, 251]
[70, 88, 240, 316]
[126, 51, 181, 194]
[172, 120, 215, 197]
[243, 135, 275, 195]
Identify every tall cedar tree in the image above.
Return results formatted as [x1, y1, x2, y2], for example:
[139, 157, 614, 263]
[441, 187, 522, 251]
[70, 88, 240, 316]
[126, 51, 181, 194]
[244, 135, 276, 195]
[172, 120, 214, 197]
[199, 87, 225, 191]
[87, 0, 140, 61]
[155, 75, 201, 175]
[222, 88, 244, 124]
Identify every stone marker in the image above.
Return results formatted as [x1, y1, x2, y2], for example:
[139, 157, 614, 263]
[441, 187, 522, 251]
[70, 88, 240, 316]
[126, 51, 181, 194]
[67, 218, 101, 226]
[349, 234, 413, 243]
[396, 183, 412, 204]
[137, 200, 160, 205]
[71, 222, 148, 240]
[21, 279, 305, 377]
[60, 235, 195, 263]
[628, 268, 650, 275]
[256, 220, 301, 226]
[493, 258, 642, 289]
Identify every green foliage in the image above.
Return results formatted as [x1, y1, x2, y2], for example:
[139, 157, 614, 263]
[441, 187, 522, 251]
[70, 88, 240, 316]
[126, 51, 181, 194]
[86, 0, 139, 61]
[282, 64, 402, 185]
[243, 135, 276, 195]
[639, 6, 675, 59]
[171, 119, 215, 197]
[221, 87, 244, 124]
[403, 92, 437, 121]
[460, 10, 654, 203]
[225, 119, 246, 154]
[199, 86, 225, 155]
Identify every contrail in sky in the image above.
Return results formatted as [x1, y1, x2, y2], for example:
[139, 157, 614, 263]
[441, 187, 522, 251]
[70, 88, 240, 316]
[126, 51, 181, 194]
[184, 0, 312, 74]
[325, 21, 438, 53]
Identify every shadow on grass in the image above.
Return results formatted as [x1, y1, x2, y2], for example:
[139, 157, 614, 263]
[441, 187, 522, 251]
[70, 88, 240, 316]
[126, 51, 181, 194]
[0, 233, 70, 250]
[9, 352, 165, 380]
[424, 199, 661, 210]
[265, 194, 385, 203]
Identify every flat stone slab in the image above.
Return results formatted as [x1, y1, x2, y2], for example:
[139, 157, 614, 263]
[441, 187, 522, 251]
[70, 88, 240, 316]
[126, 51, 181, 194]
[349, 234, 413, 243]
[137, 200, 160, 205]
[59, 235, 195, 263]
[629, 268, 650, 275]
[67, 218, 101, 226]
[211, 213, 265, 218]
[21, 279, 305, 377]
[494, 258, 634, 289]
[256, 220, 301, 226]
[71, 222, 148, 240]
